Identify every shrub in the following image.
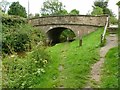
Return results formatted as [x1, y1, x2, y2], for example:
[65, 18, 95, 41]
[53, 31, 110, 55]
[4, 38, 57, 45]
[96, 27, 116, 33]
[109, 16, 118, 25]
[2, 46, 50, 88]
[2, 23, 45, 54]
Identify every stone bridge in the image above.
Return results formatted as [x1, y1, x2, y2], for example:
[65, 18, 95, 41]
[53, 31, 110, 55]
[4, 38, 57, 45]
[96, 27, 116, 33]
[28, 15, 108, 44]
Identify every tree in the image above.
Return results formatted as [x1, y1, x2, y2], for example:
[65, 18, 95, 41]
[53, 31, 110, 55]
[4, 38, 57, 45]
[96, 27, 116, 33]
[91, 6, 103, 15]
[93, 0, 113, 16]
[94, 0, 108, 8]
[91, 0, 117, 24]
[69, 9, 79, 15]
[117, 1, 120, 6]
[40, 0, 66, 16]
[0, 0, 10, 13]
[8, 2, 27, 18]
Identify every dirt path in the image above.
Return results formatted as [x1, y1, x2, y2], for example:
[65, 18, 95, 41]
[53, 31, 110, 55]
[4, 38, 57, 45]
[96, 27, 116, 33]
[85, 34, 118, 88]
[58, 42, 69, 88]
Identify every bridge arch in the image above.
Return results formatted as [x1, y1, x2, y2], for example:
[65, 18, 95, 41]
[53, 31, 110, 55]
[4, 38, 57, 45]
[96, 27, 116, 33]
[46, 26, 76, 44]
[29, 15, 108, 45]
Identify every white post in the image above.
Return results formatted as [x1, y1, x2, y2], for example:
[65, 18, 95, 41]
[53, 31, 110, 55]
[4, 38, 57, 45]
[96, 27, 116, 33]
[102, 16, 109, 41]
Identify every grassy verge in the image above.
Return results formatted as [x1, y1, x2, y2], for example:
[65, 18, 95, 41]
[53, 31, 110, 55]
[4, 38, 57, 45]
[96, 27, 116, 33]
[32, 28, 104, 88]
[99, 47, 118, 88]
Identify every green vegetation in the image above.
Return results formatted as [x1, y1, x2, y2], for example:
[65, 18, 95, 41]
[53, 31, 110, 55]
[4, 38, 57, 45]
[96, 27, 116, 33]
[92, 0, 118, 24]
[2, 14, 45, 55]
[69, 9, 79, 15]
[91, 6, 103, 15]
[99, 47, 118, 88]
[93, 0, 112, 16]
[1, 0, 118, 88]
[40, 0, 80, 16]
[8, 2, 27, 18]
[2, 46, 50, 88]
[40, 0, 66, 16]
[60, 29, 75, 42]
[116, 1, 120, 6]
[2, 13, 49, 88]
[31, 28, 103, 88]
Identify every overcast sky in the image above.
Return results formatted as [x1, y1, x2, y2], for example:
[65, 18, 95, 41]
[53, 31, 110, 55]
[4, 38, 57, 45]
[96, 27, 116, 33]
[0, 0, 119, 18]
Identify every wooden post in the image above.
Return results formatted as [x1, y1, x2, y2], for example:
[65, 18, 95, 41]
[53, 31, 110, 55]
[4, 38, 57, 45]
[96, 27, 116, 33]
[80, 38, 82, 46]
[78, 31, 82, 46]
[101, 34, 103, 44]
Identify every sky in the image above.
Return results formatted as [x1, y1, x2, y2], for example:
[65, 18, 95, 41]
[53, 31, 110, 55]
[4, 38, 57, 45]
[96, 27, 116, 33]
[0, 0, 119, 18]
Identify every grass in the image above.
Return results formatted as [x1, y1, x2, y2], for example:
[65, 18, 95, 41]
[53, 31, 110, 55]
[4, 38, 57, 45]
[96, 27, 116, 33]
[99, 47, 118, 88]
[32, 28, 104, 88]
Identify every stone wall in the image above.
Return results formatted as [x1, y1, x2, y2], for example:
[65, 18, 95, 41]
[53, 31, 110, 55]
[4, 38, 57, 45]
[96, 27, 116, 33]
[29, 15, 108, 27]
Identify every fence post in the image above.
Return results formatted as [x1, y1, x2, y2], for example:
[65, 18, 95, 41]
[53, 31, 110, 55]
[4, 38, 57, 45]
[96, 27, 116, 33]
[78, 31, 82, 46]
[79, 37, 82, 46]
[101, 34, 103, 44]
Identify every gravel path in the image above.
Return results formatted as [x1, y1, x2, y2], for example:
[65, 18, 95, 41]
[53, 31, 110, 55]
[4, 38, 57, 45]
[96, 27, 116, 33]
[85, 34, 118, 88]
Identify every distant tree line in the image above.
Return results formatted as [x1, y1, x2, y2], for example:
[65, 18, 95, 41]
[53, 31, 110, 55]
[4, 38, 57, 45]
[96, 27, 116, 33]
[0, 0, 118, 24]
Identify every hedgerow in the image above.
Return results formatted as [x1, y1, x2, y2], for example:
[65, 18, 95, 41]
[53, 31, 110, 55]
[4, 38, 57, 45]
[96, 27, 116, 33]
[2, 14, 45, 54]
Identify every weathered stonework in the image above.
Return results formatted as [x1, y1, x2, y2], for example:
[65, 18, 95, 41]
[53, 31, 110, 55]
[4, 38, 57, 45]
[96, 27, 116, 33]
[28, 15, 108, 43]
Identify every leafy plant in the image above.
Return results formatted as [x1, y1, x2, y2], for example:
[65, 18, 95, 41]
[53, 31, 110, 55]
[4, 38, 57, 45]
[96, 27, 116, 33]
[2, 46, 50, 88]
[2, 15, 45, 54]
[8, 1, 27, 18]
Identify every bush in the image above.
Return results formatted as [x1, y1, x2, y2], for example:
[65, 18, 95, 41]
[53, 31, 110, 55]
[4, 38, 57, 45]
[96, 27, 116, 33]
[2, 23, 45, 54]
[109, 16, 118, 25]
[2, 46, 50, 88]
[2, 14, 26, 26]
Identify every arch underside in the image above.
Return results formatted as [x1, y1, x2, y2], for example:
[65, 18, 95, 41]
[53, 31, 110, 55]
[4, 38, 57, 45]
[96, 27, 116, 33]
[46, 27, 75, 44]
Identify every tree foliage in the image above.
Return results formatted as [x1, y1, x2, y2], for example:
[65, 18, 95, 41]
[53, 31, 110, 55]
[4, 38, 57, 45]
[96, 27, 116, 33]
[117, 1, 120, 6]
[91, 6, 103, 15]
[92, 0, 117, 24]
[69, 9, 79, 15]
[40, 0, 66, 16]
[60, 9, 68, 15]
[8, 2, 27, 18]
[93, 0, 113, 16]
[0, 0, 10, 13]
